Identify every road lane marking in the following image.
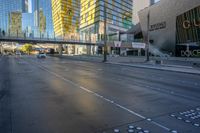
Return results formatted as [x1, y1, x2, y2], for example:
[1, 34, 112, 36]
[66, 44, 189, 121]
[23, 59, 175, 132]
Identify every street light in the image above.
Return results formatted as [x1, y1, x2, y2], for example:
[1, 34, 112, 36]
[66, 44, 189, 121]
[146, 10, 150, 62]
[103, 0, 107, 62]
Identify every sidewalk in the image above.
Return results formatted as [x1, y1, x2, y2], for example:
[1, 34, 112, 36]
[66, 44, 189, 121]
[54, 55, 200, 75]
[107, 62, 200, 75]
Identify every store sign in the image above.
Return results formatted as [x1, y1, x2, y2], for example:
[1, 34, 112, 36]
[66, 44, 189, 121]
[150, 22, 166, 31]
[132, 42, 146, 49]
[176, 5, 200, 44]
[114, 41, 122, 47]
[181, 49, 200, 57]
[183, 19, 200, 29]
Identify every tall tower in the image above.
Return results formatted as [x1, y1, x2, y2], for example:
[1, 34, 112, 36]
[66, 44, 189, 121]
[9, 11, 22, 36]
[80, 0, 132, 41]
[51, 0, 80, 38]
[34, 0, 39, 27]
[22, 0, 32, 13]
[0, 0, 22, 32]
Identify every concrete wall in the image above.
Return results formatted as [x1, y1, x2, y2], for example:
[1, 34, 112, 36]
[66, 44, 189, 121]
[132, 0, 159, 25]
[138, 0, 200, 54]
[132, 0, 151, 25]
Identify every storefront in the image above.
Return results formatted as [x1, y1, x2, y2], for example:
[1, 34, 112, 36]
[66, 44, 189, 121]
[176, 5, 200, 57]
[138, 0, 200, 57]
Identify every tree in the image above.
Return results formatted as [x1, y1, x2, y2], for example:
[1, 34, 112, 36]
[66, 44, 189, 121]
[20, 44, 33, 55]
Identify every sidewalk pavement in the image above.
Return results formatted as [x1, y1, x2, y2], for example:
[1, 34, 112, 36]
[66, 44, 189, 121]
[107, 62, 200, 75]
[54, 55, 200, 75]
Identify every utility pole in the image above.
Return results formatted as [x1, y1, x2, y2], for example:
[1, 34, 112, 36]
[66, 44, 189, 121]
[103, 0, 107, 62]
[146, 10, 150, 62]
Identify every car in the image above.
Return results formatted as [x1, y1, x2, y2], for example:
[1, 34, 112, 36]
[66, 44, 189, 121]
[36, 53, 46, 58]
[16, 51, 21, 56]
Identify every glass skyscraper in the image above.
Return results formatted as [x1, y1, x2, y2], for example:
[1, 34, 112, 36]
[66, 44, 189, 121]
[80, 0, 132, 42]
[0, 0, 54, 38]
[51, 0, 80, 38]
[33, 0, 54, 37]
[0, 0, 22, 33]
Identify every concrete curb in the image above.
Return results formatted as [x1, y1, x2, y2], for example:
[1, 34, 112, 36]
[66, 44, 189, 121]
[106, 62, 200, 76]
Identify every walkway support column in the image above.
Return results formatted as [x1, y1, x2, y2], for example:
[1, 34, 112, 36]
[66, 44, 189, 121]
[0, 42, 3, 55]
[58, 44, 63, 56]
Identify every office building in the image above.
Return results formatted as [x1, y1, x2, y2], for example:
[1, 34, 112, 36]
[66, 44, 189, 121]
[31, 0, 54, 38]
[9, 11, 22, 37]
[80, 0, 132, 42]
[0, 0, 22, 33]
[0, 0, 54, 38]
[51, 0, 80, 38]
[22, 0, 32, 13]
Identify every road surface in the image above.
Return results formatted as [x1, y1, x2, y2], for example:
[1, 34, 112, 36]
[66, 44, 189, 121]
[0, 55, 200, 133]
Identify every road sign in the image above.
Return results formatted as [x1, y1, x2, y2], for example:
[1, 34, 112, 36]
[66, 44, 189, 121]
[132, 42, 146, 49]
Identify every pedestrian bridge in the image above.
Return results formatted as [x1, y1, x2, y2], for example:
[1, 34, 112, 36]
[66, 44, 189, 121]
[0, 36, 103, 46]
[0, 35, 138, 49]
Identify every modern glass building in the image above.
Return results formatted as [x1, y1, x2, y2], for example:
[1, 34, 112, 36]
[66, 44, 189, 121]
[80, 0, 133, 42]
[0, 0, 54, 38]
[30, 0, 54, 38]
[9, 11, 22, 37]
[38, 0, 54, 38]
[0, 0, 23, 34]
[51, 0, 80, 39]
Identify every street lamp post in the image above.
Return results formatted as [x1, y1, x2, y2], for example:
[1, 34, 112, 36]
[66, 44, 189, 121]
[146, 10, 150, 62]
[103, 0, 107, 62]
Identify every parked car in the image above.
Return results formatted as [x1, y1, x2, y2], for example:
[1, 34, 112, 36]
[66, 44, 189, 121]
[36, 53, 46, 58]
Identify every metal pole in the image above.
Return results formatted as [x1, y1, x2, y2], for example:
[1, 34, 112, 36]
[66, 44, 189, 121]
[17, 30, 18, 38]
[9, 29, 10, 37]
[0, 28, 2, 37]
[47, 32, 49, 40]
[103, 0, 107, 62]
[146, 10, 150, 62]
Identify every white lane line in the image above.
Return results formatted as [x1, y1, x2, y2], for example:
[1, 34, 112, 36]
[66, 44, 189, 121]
[151, 121, 171, 131]
[27, 59, 172, 132]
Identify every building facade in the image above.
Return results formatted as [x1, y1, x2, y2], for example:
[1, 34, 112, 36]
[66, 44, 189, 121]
[138, 0, 200, 56]
[80, 0, 132, 42]
[132, 0, 157, 25]
[22, 0, 32, 13]
[38, 0, 54, 37]
[51, 0, 80, 39]
[0, 0, 54, 38]
[0, 0, 22, 34]
[9, 12, 22, 37]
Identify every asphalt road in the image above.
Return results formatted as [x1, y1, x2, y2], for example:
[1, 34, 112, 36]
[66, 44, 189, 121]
[0, 55, 200, 133]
